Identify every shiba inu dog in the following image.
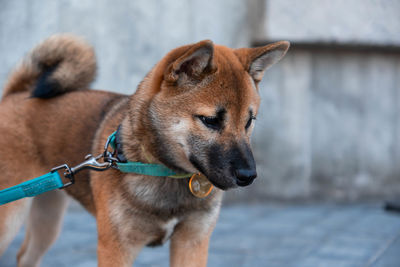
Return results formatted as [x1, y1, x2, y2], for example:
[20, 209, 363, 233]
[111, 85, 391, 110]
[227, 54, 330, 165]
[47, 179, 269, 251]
[0, 34, 289, 266]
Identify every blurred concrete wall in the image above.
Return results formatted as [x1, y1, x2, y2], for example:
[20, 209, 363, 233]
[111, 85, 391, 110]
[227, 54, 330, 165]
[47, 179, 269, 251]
[261, 0, 400, 45]
[1, 0, 399, 201]
[0, 0, 250, 94]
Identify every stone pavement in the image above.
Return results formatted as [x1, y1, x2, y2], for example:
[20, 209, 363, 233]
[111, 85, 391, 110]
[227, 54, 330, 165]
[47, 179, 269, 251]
[2, 202, 400, 267]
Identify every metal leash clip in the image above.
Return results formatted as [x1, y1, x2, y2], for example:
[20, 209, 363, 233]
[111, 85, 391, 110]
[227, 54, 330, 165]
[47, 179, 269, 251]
[102, 133, 120, 166]
[51, 154, 113, 189]
[51, 164, 74, 189]
[51, 133, 120, 189]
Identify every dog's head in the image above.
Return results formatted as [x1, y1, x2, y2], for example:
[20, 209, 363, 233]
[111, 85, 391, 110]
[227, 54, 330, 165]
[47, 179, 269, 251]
[139, 40, 289, 190]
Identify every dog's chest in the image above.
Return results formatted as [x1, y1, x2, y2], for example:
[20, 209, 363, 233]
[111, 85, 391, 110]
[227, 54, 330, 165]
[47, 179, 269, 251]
[109, 200, 181, 246]
[162, 217, 179, 240]
[122, 174, 205, 212]
[111, 175, 219, 246]
[147, 217, 180, 246]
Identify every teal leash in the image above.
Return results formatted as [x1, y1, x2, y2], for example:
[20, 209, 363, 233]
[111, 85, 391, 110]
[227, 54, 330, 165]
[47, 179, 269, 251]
[0, 131, 192, 206]
[0, 172, 63, 205]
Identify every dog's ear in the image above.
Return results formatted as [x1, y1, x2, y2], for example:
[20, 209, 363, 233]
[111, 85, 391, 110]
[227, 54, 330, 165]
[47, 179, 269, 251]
[235, 41, 290, 83]
[165, 40, 216, 84]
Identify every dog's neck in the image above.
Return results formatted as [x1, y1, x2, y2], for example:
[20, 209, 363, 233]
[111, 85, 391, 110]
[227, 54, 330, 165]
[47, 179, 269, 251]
[117, 67, 166, 166]
[118, 114, 157, 165]
[113, 122, 156, 165]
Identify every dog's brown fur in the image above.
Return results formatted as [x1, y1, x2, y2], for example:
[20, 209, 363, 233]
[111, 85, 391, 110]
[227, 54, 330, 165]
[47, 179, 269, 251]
[0, 34, 289, 266]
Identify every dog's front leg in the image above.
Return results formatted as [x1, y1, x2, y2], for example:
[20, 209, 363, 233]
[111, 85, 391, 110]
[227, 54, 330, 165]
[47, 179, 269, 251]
[169, 210, 219, 267]
[97, 224, 139, 267]
[96, 211, 144, 267]
[170, 230, 211, 267]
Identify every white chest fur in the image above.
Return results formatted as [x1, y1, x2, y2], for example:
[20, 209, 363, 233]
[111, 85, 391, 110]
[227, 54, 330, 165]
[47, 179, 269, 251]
[161, 217, 179, 243]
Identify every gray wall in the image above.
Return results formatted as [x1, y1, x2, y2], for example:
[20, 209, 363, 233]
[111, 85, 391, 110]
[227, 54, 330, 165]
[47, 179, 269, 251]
[248, 50, 400, 202]
[262, 0, 400, 46]
[1, 0, 399, 201]
[0, 0, 250, 94]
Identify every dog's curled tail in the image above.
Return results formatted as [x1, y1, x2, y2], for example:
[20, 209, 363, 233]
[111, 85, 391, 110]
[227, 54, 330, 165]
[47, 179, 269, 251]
[2, 34, 96, 99]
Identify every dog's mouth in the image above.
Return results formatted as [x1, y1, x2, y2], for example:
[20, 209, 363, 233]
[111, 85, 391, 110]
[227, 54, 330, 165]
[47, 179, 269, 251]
[204, 173, 256, 191]
[235, 176, 256, 187]
[206, 177, 235, 191]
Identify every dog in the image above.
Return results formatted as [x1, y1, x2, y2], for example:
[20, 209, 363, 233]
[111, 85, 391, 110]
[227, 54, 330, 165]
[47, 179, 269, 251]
[0, 34, 289, 266]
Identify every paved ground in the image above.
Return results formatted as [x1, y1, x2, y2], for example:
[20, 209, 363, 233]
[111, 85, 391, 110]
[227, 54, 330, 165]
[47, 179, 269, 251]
[1, 202, 400, 267]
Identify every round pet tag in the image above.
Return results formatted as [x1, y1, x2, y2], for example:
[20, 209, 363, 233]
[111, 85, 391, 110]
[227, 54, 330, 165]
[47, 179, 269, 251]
[189, 173, 213, 198]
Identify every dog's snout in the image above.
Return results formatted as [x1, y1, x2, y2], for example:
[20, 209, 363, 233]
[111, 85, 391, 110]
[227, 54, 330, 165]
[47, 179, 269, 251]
[234, 168, 257, 186]
[227, 142, 257, 187]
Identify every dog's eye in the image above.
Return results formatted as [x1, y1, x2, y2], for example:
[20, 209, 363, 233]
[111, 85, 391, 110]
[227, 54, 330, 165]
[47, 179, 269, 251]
[197, 115, 221, 130]
[245, 116, 256, 130]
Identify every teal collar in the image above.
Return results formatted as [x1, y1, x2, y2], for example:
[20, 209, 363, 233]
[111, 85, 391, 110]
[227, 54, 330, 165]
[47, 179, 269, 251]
[107, 131, 193, 179]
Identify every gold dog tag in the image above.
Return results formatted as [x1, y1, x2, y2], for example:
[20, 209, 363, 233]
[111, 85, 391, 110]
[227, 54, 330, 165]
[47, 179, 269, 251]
[189, 173, 213, 198]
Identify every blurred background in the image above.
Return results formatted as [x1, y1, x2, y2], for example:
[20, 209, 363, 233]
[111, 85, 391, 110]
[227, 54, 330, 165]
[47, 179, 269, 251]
[1, 0, 400, 266]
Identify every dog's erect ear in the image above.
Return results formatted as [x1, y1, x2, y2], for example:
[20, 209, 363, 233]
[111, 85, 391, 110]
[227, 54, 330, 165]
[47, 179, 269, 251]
[165, 40, 216, 84]
[235, 41, 290, 83]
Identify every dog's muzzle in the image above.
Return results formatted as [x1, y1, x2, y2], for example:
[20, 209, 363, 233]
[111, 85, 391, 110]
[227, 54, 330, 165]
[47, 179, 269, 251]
[234, 168, 257, 187]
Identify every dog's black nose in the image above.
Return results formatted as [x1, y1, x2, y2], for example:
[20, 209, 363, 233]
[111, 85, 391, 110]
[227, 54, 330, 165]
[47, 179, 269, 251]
[234, 168, 257, 186]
